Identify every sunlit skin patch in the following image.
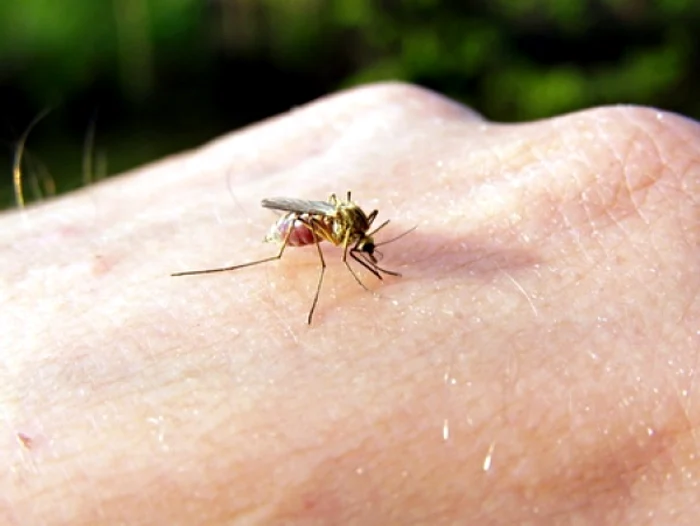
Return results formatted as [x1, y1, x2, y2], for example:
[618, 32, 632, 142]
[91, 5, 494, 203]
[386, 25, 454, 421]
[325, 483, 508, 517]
[172, 191, 412, 324]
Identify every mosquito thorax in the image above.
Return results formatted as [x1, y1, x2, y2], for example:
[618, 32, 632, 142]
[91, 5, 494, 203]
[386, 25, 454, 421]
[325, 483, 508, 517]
[335, 203, 371, 235]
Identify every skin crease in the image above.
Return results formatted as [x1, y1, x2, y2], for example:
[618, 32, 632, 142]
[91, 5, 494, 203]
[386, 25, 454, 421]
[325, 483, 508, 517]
[1, 82, 700, 525]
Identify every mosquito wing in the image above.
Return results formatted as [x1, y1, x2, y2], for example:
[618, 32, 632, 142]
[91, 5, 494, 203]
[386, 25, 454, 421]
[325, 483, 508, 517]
[261, 197, 336, 216]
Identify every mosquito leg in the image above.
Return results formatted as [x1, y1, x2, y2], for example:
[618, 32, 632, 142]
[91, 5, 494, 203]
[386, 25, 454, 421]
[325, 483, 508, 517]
[307, 226, 327, 324]
[366, 209, 378, 228]
[341, 237, 372, 290]
[350, 251, 383, 281]
[171, 224, 293, 277]
[345, 259, 372, 291]
[358, 254, 401, 277]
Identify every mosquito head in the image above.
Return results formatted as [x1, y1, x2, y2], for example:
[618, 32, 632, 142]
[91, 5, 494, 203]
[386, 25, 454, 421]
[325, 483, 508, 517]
[355, 236, 378, 262]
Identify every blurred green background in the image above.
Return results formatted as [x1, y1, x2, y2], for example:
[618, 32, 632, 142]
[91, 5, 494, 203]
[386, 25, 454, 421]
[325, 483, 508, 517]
[2, 0, 699, 208]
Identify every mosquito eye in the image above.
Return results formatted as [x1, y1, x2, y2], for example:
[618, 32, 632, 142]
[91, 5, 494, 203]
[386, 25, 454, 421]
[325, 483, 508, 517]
[363, 242, 375, 254]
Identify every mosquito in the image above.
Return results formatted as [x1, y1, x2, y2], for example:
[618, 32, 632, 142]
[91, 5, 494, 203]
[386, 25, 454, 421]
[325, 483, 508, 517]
[172, 191, 410, 324]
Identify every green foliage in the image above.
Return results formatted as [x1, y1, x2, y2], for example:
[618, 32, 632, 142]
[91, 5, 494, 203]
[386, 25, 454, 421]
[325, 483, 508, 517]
[3, 0, 699, 115]
[0, 0, 203, 102]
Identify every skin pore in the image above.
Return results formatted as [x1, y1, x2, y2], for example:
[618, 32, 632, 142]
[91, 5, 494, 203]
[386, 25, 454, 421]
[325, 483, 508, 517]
[2, 83, 700, 525]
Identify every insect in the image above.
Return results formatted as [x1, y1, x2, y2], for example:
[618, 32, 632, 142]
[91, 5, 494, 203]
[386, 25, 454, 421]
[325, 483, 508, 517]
[172, 191, 408, 324]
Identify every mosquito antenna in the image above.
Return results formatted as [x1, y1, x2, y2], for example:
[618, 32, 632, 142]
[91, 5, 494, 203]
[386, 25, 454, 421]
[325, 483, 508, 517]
[375, 225, 418, 247]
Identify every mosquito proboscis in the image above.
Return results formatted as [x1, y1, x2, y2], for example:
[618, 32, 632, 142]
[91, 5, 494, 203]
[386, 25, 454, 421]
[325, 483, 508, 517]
[172, 191, 411, 324]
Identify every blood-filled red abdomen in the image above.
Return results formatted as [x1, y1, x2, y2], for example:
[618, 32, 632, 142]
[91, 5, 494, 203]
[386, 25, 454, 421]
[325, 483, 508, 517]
[265, 215, 318, 247]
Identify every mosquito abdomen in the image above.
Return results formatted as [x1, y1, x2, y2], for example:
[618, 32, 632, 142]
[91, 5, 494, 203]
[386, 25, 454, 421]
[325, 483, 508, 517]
[265, 214, 318, 247]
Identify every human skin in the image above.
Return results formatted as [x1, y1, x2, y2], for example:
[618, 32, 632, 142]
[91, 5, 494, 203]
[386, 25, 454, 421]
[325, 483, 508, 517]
[2, 82, 700, 525]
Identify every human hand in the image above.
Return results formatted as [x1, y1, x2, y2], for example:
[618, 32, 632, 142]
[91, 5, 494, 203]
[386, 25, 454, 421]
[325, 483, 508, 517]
[3, 83, 700, 525]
